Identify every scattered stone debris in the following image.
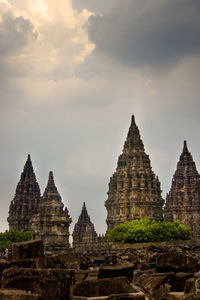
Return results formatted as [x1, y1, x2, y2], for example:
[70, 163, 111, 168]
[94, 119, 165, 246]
[0, 239, 200, 299]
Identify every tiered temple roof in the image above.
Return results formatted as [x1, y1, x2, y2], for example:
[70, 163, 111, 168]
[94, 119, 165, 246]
[72, 202, 97, 247]
[164, 141, 200, 236]
[105, 115, 164, 231]
[31, 171, 71, 254]
[7, 155, 41, 231]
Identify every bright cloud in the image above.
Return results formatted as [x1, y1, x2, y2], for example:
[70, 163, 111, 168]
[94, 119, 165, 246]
[0, 0, 94, 79]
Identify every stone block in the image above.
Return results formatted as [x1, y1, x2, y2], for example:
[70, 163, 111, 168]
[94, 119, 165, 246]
[165, 292, 185, 300]
[1, 267, 74, 300]
[184, 294, 200, 300]
[98, 263, 134, 281]
[184, 278, 195, 294]
[72, 293, 146, 300]
[134, 271, 191, 299]
[11, 240, 44, 261]
[107, 292, 146, 300]
[35, 252, 79, 269]
[0, 289, 42, 300]
[0, 260, 11, 286]
[156, 249, 199, 273]
[73, 276, 136, 297]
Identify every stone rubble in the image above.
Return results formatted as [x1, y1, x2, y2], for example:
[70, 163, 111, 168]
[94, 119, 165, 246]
[0, 239, 200, 299]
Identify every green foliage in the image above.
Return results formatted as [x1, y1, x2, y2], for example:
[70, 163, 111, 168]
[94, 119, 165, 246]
[106, 218, 191, 244]
[0, 229, 32, 252]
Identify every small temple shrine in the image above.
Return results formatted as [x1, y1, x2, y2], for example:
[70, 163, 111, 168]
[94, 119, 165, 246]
[72, 202, 97, 247]
[31, 171, 71, 253]
[164, 141, 200, 237]
[7, 155, 41, 231]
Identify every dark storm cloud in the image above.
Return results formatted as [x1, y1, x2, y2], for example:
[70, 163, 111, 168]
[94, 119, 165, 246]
[0, 12, 37, 57]
[88, 0, 200, 69]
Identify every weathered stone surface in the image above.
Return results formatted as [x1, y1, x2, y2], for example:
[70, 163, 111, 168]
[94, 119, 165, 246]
[133, 271, 194, 299]
[107, 293, 146, 300]
[32, 171, 72, 254]
[0, 289, 42, 300]
[73, 295, 146, 300]
[184, 278, 195, 294]
[164, 141, 200, 237]
[156, 249, 199, 273]
[11, 240, 44, 261]
[98, 263, 134, 281]
[134, 272, 171, 296]
[165, 293, 200, 300]
[7, 155, 41, 231]
[165, 292, 185, 300]
[184, 295, 200, 300]
[1, 267, 74, 300]
[0, 260, 11, 286]
[105, 115, 164, 231]
[35, 251, 79, 269]
[73, 202, 97, 247]
[73, 277, 136, 297]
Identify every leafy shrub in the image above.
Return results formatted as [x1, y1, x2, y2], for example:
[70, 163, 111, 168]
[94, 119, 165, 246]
[0, 229, 32, 252]
[106, 218, 191, 244]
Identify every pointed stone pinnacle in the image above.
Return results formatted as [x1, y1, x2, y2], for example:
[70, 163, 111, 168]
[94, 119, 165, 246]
[131, 115, 135, 125]
[24, 154, 33, 170]
[48, 171, 54, 184]
[43, 171, 59, 196]
[123, 115, 145, 153]
[182, 140, 189, 154]
[80, 202, 90, 220]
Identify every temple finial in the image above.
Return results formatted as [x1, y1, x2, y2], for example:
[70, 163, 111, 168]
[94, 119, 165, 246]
[182, 140, 189, 154]
[131, 115, 135, 125]
[49, 171, 54, 181]
[43, 171, 58, 196]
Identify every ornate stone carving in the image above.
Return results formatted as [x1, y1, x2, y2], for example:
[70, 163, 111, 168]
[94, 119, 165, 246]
[105, 115, 164, 231]
[31, 171, 72, 254]
[164, 141, 200, 236]
[7, 155, 41, 231]
[73, 202, 97, 247]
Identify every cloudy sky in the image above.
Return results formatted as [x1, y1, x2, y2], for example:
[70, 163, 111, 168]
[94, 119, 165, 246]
[1, 0, 200, 235]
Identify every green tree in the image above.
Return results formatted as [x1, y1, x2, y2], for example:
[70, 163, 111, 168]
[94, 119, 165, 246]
[106, 218, 191, 244]
[0, 229, 32, 253]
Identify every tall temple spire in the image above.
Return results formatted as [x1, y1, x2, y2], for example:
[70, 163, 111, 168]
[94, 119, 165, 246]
[72, 202, 97, 247]
[7, 155, 41, 231]
[32, 171, 72, 254]
[105, 115, 164, 231]
[164, 141, 200, 236]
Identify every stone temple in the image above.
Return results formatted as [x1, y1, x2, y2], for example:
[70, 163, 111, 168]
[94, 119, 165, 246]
[31, 171, 71, 254]
[7, 154, 41, 231]
[7, 115, 200, 249]
[164, 141, 200, 237]
[105, 115, 164, 231]
[72, 202, 97, 248]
